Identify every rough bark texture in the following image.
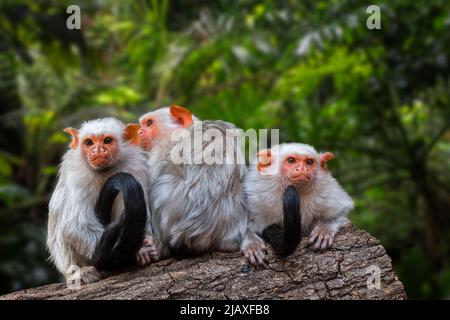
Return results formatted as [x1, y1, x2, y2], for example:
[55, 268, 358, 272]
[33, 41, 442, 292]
[0, 224, 406, 300]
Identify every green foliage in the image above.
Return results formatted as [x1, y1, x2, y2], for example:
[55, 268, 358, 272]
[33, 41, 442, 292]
[0, 0, 449, 298]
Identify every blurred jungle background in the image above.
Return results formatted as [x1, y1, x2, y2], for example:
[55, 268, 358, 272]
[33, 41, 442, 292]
[0, 0, 449, 298]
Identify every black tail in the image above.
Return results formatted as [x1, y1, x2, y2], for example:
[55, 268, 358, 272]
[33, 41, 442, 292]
[92, 172, 147, 272]
[262, 185, 301, 257]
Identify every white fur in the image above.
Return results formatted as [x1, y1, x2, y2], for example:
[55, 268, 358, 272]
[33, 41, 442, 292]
[78, 117, 125, 140]
[244, 143, 354, 236]
[141, 108, 247, 257]
[47, 118, 152, 276]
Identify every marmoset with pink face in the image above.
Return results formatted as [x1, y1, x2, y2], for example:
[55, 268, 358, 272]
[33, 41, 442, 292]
[243, 143, 354, 264]
[47, 118, 155, 283]
[137, 105, 251, 262]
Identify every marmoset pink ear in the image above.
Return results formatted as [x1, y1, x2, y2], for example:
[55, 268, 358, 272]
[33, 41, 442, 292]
[63, 127, 79, 149]
[257, 149, 272, 172]
[320, 152, 335, 170]
[169, 105, 193, 128]
[123, 123, 141, 145]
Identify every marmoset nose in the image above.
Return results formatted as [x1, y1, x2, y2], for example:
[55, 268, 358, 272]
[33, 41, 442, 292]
[92, 145, 107, 155]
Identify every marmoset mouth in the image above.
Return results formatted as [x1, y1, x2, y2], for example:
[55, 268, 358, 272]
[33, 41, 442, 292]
[291, 174, 310, 182]
[90, 156, 111, 167]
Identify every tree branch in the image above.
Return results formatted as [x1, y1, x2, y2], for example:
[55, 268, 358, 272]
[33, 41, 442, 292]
[0, 224, 406, 300]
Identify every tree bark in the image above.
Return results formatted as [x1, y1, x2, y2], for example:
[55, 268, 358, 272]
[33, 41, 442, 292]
[0, 224, 406, 300]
